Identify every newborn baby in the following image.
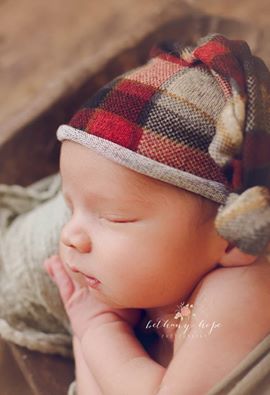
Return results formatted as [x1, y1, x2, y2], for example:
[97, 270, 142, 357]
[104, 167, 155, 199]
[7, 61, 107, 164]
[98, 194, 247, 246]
[44, 33, 270, 395]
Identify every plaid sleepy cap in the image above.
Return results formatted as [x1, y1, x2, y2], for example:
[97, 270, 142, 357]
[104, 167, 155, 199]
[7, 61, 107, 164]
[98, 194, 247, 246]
[57, 33, 270, 256]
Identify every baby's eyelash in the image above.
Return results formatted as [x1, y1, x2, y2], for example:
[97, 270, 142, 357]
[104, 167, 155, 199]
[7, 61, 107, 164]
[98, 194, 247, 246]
[102, 218, 137, 224]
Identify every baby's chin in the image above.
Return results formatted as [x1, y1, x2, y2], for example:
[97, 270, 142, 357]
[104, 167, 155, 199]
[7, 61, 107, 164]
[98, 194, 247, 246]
[90, 288, 128, 309]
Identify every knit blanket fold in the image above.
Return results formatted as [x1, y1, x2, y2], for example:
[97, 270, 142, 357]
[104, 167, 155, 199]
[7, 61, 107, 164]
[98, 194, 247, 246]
[0, 173, 73, 357]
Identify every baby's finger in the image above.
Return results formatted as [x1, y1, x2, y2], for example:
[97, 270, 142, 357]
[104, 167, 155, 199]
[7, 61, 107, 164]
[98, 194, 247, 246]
[46, 256, 76, 304]
[43, 259, 55, 280]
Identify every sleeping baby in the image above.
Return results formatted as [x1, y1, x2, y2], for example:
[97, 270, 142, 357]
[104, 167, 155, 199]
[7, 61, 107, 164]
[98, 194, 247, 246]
[44, 33, 270, 395]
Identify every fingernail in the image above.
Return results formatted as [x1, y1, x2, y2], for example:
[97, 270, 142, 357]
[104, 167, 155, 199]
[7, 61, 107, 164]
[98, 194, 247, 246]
[44, 261, 56, 281]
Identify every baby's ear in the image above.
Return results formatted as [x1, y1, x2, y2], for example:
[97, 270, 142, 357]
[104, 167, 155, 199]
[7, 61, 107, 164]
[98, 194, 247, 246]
[218, 243, 258, 267]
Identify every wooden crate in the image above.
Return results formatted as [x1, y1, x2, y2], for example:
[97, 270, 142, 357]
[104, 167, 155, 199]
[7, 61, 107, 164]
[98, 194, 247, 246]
[1, 1, 269, 394]
[0, 339, 75, 395]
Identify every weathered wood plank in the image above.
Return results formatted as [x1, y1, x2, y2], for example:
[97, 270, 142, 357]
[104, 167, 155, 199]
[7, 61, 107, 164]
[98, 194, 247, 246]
[0, 337, 33, 395]
[0, 0, 193, 145]
[10, 342, 75, 395]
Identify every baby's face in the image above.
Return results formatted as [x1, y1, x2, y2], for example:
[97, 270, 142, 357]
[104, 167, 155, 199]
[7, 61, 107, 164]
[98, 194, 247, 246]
[60, 141, 226, 310]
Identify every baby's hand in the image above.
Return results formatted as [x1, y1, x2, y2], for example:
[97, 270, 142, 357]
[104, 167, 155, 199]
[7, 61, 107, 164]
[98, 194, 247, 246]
[43, 255, 142, 339]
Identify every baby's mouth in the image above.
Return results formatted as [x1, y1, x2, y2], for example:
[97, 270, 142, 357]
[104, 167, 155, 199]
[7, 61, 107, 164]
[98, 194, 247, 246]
[65, 262, 100, 288]
[83, 274, 100, 289]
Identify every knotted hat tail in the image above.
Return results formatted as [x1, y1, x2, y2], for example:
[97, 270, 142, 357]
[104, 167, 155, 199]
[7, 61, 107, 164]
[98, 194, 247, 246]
[57, 33, 270, 256]
[183, 34, 270, 255]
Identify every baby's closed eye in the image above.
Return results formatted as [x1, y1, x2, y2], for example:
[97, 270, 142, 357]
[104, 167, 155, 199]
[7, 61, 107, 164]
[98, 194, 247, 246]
[99, 216, 139, 224]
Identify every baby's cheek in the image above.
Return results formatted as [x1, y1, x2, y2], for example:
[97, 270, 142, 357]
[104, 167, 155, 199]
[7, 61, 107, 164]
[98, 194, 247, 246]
[100, 230, 156, 277]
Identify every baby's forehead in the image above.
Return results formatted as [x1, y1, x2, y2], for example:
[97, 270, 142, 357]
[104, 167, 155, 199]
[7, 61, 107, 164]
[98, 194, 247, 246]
[61, 140, 171, 192]
[60, 140, 200, 214]
[60, 141, 159, 202]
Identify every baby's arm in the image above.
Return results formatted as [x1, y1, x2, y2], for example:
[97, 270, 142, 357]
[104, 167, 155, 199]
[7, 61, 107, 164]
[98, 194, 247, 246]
[72, 335, 103, 395]
[155, 266, 270, 395]
[80, 315, 165, 395]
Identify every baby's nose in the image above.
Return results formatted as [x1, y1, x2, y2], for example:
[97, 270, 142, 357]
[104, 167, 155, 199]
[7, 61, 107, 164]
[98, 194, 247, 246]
[61, 225, 92, 254]
[67, 235, 92, 254]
